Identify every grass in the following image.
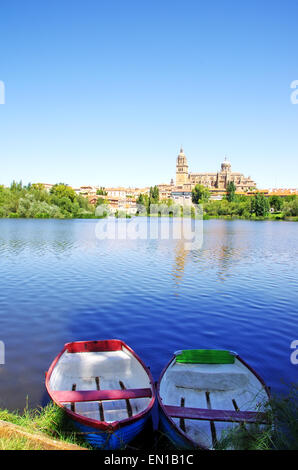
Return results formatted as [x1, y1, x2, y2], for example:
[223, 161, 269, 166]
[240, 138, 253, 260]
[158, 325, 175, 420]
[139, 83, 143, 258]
[0, 402, 91, 450]
[0, 434, 44, 450]
[0, 385, 297, 450]
[215, 385, 298, 450]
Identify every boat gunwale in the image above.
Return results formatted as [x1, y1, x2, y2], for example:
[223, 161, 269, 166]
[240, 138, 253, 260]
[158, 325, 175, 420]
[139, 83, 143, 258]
[156, 351, 271, 450]
[45, 339, 156, 432]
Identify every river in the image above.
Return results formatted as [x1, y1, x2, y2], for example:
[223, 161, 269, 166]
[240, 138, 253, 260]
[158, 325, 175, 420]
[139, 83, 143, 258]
[0, 218, 297, 411]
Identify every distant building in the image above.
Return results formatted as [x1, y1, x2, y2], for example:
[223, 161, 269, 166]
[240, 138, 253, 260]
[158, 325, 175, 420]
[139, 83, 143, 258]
[39, 183, 54, 192]
[175, 147, 256, 192]
[171, 189, 192, 205]
[77, 186, 97, 196]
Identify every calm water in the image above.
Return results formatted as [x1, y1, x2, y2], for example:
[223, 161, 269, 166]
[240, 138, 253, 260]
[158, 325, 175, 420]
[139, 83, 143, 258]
[0, 218, 297, 411]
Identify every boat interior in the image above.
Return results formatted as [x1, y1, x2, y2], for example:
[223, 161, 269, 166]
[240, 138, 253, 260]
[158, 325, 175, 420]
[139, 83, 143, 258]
[159, 357, 269, 449]
[49, 346, 153, 423]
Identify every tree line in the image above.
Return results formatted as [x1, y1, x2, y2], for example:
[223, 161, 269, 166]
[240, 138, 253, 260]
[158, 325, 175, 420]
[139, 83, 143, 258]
[0, 182, 98, 218]
[0, 181, 297, 220]
[191, 183, 298, 219]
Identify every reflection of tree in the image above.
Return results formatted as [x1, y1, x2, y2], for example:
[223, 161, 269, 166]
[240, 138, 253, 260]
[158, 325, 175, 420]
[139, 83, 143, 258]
[190, 221, 244, 282]
[172, 239, 188, 293]
[217, 245, 236, 281]
[213, 222, 243, 281]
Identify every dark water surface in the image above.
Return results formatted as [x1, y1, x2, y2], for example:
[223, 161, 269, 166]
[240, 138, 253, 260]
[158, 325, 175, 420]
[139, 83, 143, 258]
[0, 218, 297, 411]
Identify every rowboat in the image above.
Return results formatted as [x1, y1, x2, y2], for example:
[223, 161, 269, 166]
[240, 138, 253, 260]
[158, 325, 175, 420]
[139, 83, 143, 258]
[157, 349, 271, 449]
[45, 339, 155, 449]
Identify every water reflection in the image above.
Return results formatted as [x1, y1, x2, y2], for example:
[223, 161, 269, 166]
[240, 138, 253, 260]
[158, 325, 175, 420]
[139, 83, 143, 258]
[190, 221, 245, 282]
[172, 239, 189, 293]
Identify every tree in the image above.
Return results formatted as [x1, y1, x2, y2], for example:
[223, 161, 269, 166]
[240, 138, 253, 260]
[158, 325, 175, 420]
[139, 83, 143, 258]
[0, 180, 98, 219]
[191, 184, 210, 204]
[136, 193, 145, 205]
[250, 193, 270, 217]
[149, 186, 159, 203]
[136, 193, 149, 215]
[96, 197, 108, 206]
[269, 195, 283, 213]
[283, 197, 298, 217]
[96, 187, 107, 196]
[50, 183, 76, 202]
[226, 181, 236, 202]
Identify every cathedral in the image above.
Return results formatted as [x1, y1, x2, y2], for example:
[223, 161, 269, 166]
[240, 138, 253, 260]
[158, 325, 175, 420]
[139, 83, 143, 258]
[175, 147, 256, 192]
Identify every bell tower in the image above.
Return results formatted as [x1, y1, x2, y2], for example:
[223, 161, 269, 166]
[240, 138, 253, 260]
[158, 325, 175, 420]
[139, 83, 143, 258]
[176, 147, 189, 186]
[217, 156, 232, 189]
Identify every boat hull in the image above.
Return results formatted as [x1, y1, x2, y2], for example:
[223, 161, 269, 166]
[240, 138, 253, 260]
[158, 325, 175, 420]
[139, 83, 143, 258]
[158, 405, 196, 450]
[73, 413, 152, 450]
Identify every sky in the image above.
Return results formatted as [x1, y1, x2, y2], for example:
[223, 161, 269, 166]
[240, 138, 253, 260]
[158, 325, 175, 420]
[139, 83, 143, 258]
[0, 0, 298, 189]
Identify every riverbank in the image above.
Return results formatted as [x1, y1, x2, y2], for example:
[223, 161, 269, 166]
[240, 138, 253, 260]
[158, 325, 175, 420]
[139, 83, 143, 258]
[1, 385, 297, 450]
[0, 404, 90, 450]
[0, 213, 297, 221]
[0, 419, 87, 450]
[202, 214, 298, 222]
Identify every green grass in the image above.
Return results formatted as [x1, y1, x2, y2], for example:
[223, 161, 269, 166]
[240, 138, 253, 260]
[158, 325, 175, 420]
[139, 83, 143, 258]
[0, 402, 91, 449]
[215, 385, 298, 450]
[0, 434, 44, 450]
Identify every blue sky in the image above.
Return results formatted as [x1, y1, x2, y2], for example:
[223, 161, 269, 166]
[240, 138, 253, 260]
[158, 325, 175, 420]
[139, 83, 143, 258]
[0, 0, 298, 189]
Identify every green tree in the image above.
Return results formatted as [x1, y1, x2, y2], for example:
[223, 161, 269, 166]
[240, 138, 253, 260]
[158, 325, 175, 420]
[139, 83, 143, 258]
[269, 196, 283, 213]
[96, 187, 107, 196]
[0, 181, 98, 219]
[226, 181, 236, 202]
[250, 193, 270, 217]
[192, 184, 210, 204]
[136, 193, 145, 205]
[149, 186, 159, 203]
[50, 183, 76, 202]
[283, 197, 298, 217]
[96, 196, 108, 206]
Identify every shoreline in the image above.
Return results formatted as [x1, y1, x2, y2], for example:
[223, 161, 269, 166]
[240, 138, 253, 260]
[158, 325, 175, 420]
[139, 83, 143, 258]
[0, 215, 297, 222]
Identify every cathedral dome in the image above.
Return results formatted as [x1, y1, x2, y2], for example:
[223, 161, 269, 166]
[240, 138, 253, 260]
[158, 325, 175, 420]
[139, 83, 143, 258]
[221, 157, 231, 170]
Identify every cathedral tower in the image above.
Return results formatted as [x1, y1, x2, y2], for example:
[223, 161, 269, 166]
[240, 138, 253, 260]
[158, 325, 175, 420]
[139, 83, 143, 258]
[176, 147, 189, 185]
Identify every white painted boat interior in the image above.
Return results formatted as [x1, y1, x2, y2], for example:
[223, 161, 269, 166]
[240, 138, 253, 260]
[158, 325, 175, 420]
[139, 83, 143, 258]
[49, 346, 152, 423]
[159, 357, 269, 449]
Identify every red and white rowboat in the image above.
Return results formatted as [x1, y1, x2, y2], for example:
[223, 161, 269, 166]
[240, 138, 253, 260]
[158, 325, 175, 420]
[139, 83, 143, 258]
[45, 339, 155, 449]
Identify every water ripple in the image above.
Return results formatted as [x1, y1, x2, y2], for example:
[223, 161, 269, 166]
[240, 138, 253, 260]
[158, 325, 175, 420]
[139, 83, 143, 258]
[0, 218, 297, 410]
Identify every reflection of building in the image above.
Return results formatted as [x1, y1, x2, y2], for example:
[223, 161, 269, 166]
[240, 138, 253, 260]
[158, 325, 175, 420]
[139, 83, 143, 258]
[175, 147, 256, 191]
[172, 239, 188, 293]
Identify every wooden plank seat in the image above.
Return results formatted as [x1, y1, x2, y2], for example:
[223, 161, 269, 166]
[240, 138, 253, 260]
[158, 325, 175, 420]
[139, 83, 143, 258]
[52, 388, 152, 403]
[164, 405, 268, 424]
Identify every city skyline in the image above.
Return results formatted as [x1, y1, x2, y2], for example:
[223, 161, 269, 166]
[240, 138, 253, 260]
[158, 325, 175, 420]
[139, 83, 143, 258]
[0, 1, 298, 189]
[1, 147, 296, 192]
